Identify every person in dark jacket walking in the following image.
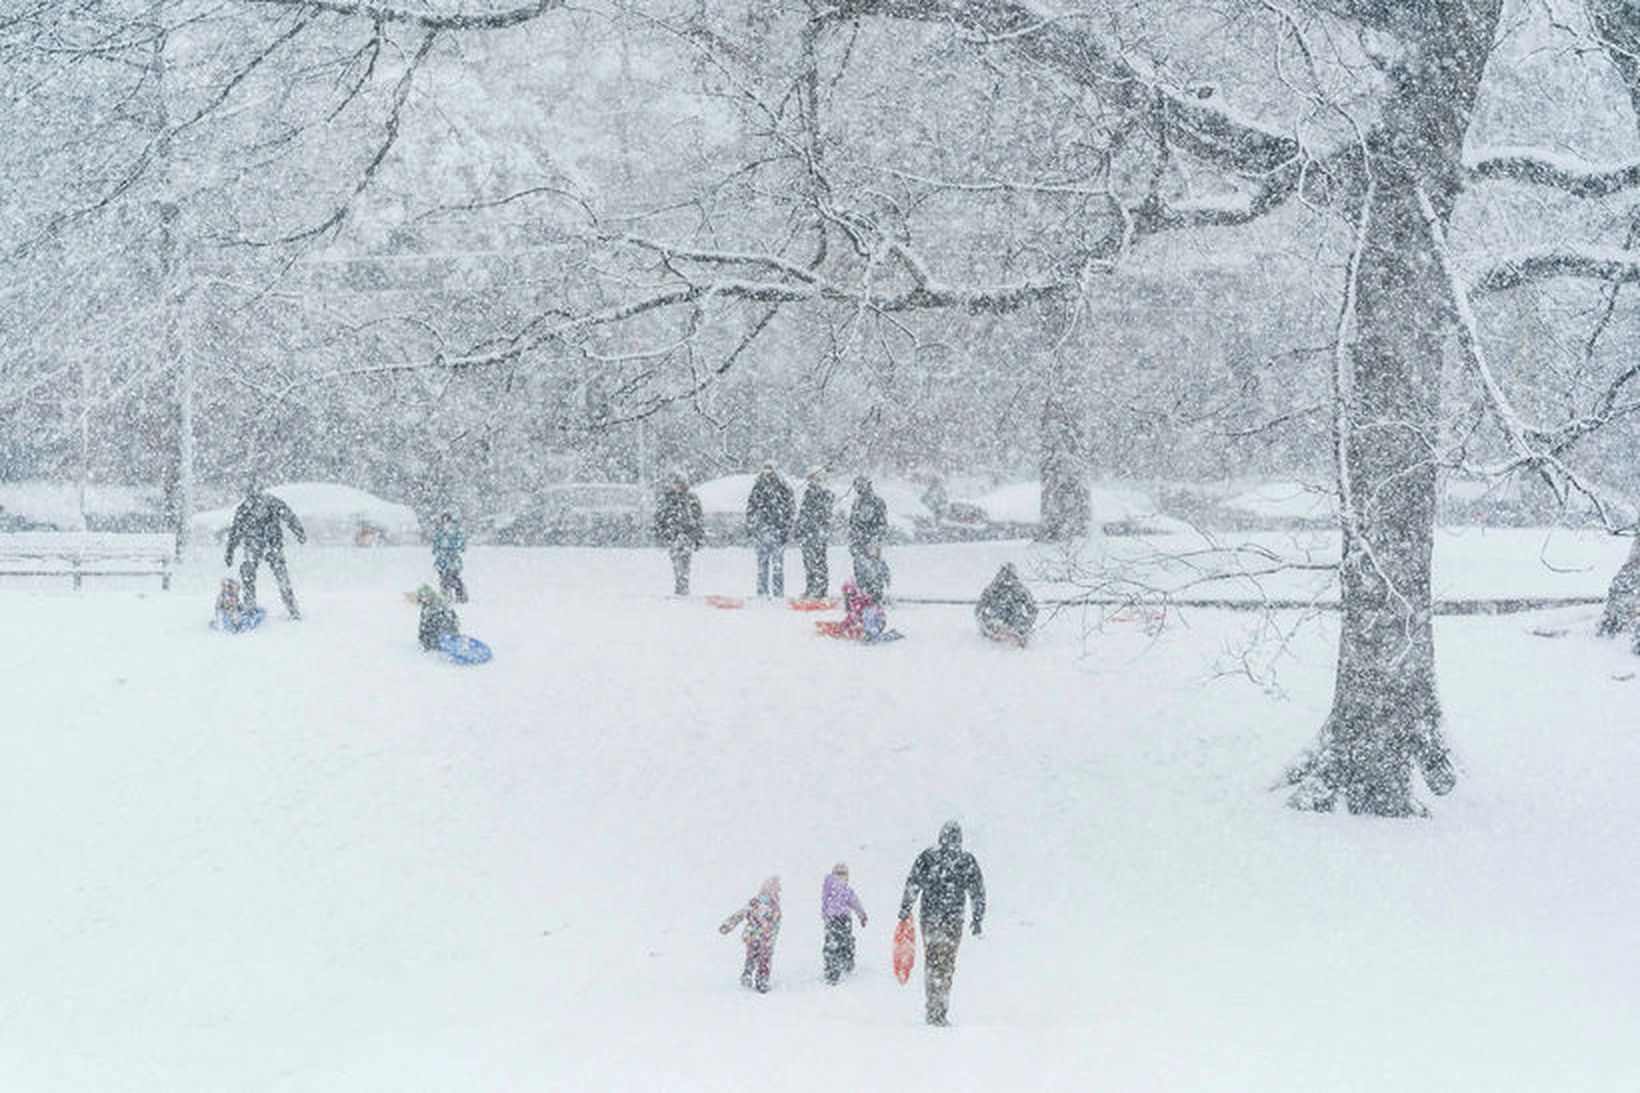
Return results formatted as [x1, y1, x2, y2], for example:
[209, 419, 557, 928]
[432, 512, 468, 603]
[745, 463, 795, 597]
[654, 475, 706, 595]
[848, 476, 888, 596]
[899, 821, 986, 1026]
[791, 468, 835, 599]
[976, 563, 1038, 645]
[224, 484, 306, 619]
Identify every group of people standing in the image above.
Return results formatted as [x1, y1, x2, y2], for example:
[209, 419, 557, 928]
[653, 465, 892, 601]
[720, 822, 987, 1026]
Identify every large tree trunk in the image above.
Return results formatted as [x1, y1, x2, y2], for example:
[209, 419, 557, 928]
[1597, 536, 1640, 641]
[1286, 3, 1499, 815]
[1038, 379, 1089, 541]
[1588, 1, 1639, 646]
[1038, 299, 1091, 542]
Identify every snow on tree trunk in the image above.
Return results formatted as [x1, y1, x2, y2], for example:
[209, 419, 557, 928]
[1286, 2, 1498, 815]
[1588, 1, 1639, 646]
[1038, 382, 1089, 541]
[1038, 301, 1090, 542]
[1597, 536, 1640, 641]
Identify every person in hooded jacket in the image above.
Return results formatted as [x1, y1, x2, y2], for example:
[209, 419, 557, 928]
[791, 468, 835, 599]
[745, 463, 795, 597]
[848, 477, 889, 597]
[432, 512, 468, 603]
[898, 821, 985, 1026]
[820, 863, 868, 984]
[654, 475, 706, 595]
[720, 876, 782, 992]
[975, 562, 1038, 645]
[224, 484, 307, 619]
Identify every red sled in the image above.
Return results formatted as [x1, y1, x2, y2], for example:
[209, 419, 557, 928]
[705, 595, 746, 610]
[788, 598, 839, 612]
[893, 917, 916, 984]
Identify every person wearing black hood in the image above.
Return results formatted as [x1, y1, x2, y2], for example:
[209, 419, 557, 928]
[898, 821, 986, 1026]
[224, 484, 307, 619]
[976, 562, 1038, 645]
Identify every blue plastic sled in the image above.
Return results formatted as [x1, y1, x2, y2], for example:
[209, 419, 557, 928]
[437, 633, 492, 665]
[210, 607, 266, 634]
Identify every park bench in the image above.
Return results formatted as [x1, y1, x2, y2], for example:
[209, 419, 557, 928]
[0, 532, 174, 590]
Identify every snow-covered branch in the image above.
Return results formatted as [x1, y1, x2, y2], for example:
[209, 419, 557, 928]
[241, 0, 563, 31]
[829, 0, 1301, 177]
[1471, 247, 1640, 293]
[1467, 148, 1640, 198]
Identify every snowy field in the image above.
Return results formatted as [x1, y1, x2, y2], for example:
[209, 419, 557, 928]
[3, 533, 1637, 1091]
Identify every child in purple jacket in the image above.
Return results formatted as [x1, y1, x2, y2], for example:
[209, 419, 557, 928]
[721, 877, 782, 992]
[821, 863, 869, 984]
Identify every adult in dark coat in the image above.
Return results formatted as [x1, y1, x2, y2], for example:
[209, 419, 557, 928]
[898, 821, 986, 1026]
[224, 485, 306, 618]
[976, 563, 1038, 645]
[790, 469, 835, 599]
[654, 475, 706, 595]
[848, 476, 889, 595]
[745, 463, 795, 597]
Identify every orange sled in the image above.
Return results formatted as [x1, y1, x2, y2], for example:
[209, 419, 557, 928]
[705, 595, 746, 610]
[788, 598, 839, 612]
[893, 917, 916, 984]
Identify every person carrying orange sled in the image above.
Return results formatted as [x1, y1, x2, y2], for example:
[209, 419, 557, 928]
[720, 877, 782, 992]
[821, 863, 868, 984]
[898, 821, 985, 1026]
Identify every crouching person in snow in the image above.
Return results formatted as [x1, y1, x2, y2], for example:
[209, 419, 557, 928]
[821, 863, 868, 984]
[976, 562, 1038, 646]
[720, 877, 782, 992]
[413, 584, 459, 651]
[899, 821, 985, 1026]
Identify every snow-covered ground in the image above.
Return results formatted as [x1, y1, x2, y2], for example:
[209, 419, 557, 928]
[3, 534, 1636, 1091]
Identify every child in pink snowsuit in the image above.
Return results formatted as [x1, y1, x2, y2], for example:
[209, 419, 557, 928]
[821, 863, 868, 984]
[720, 877, 782, 992]
[837, 580, 887, 641]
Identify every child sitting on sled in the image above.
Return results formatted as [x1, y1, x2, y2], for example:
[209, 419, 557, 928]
[213, 577, 259, 633]
[842, 580, 889, 640]
[412, 584, 459, 651]
[816, 581, 894, 641]
[720, 876, 782, 992]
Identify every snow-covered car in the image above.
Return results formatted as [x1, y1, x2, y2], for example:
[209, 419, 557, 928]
[492, 483, 647, 546]
[191, 482, 421, 546]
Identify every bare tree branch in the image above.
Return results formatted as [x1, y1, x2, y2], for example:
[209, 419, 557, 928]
[829, 0, 1302, 177]
[1472, 247, 1640, 293]
[241, 0, 564, 32]
[1467, 148, 1640, 197]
